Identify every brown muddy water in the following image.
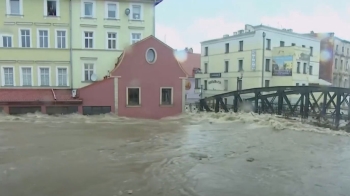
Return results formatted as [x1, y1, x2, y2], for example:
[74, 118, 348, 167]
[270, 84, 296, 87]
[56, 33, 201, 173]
[0, 112, 350, 196]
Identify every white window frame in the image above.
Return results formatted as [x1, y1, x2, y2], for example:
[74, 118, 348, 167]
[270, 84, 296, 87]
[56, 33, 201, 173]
[37, 28, 50, 48]
[81, 0, 96, 18]
[55, 29, 67, 49]
[129, 3, 143, 20]
[82, 62, 95, 81]
[126, 87, 141, 106]
[160, 87, 174, 105]
[6, 0, 23, 15]
[1, 35, 13, 47]
[82, 30, 94, 49]
[106, 31, 118, 50]
[37, 66, 51, 86]
[1, 66, 16, 86]
[130, 32, 142, 45]
[18, 28, 31, 48]
[43, 0, 60, 17]
[56, 66, 69, 86]
[105, 1, 119, 19]
[19, 66, 33, 86]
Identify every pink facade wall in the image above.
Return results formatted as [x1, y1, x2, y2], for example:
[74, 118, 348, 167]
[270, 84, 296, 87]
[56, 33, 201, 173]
[113, 37, 187, 119]
[78, 78, 115, 113]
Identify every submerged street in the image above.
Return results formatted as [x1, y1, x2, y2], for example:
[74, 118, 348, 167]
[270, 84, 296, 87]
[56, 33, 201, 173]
[0, 113, 350, 196]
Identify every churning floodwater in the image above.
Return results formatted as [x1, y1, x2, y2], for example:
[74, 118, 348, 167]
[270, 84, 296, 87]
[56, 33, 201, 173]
[1, 112, 350, 196]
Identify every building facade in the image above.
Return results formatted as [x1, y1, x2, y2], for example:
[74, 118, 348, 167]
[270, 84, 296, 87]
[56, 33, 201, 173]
[195, 24, 321, 98]
[332, 37, 350, 87]
[0, 0, 71, 88]
[0, 0, 159, 89]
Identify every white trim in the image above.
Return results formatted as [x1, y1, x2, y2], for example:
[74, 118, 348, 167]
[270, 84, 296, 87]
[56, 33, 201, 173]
[104, 1, 119, 19]
[81, 0, 96, 18]
[105, 31, 118, 50]
[1, 34, 13, 47]
[82, 62, 96, 81]
[129, 3, 143, 20]
[130, 31, 142, 45]
[6, 0, 23, 15]
[160, 87, 174, 105]
[18, 28, 32, 48]
[82, 30, 95, 49]
[37, 66, 51, 86]
[54, 29, 68, 48]
[1, 66, 16, 86]
[126, 87, 141, 106]
[37, 28, 50, 48]
[56, 66, 69, 86]
[145, 47, 157, 64]
[43, 0, 60, 17]
[19, 66, 33, 86]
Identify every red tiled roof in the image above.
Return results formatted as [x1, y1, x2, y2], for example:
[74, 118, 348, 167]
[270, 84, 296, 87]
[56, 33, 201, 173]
[0, 89, 81, 102]
[180, 52, 201, 77]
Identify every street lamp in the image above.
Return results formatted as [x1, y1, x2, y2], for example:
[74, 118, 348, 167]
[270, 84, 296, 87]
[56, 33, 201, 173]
[237, 71, 244, 91]
[261, 32, 266, 87]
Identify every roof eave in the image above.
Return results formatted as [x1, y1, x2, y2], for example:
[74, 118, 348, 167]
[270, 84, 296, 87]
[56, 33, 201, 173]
[155, 0, 163, 6]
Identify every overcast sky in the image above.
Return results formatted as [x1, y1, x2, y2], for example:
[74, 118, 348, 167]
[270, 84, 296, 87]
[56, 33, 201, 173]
[155, 0, 350, 53]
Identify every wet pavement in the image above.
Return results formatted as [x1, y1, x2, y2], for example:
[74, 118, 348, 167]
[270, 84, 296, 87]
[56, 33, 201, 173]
[0, 113, 350, 196]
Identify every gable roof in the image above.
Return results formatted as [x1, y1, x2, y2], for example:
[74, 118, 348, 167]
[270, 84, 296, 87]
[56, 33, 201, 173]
[180, 52, 201, 77]
[111, 35, 187, 77]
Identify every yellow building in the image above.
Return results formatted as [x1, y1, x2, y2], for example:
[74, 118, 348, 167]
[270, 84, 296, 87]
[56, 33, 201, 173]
[71, 0, 156, 88]
[0, 0, 71, 88]
[195, 24, 321, 98]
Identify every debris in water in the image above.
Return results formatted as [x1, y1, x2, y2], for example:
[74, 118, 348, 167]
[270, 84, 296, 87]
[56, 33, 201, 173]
[128, 190, 133, 194]
[246, 158, 255, 162]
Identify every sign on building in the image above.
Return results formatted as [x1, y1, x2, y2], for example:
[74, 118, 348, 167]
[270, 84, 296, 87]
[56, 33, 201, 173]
[251, 50, 256, 70]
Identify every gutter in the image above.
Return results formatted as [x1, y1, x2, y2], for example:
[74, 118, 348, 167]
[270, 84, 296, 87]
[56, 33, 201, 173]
[69, 0, 73, 89]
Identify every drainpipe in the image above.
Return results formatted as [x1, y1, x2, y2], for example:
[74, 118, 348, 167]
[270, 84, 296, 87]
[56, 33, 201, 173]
[51, 89, 57, 100]
[69, 0, 73, 89]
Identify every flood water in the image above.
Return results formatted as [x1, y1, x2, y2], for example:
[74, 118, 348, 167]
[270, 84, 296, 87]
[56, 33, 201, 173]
[0, 112, 350, 196]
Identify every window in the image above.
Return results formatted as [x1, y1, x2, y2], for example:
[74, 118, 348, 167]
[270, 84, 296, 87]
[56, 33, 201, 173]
[239, 41, 243, 51]
[204, 47, 208, 56]
[291, 43, 295, 46]
[146, 48, 156, 63]
[280, 41, 284, 47]
[84, 31, 93, 48]
[131, 33, 141, 44]
[303, 63, 307, 74]
[224, 80, 228, 91]
[335, 58, 338, 69]
[2, 67, 14, 86]
[341, 60, 343, 70]
[39, 67, 50, 86]
[237, 80, 242, 90]
[83, 63, 94, 81]
[38, 29, 49, 48]
[2, 36, 12, 47]
[266, 39, 271, 50]
[347, 61, 349, 70]
[204, 63, 208, 73]
[131, 4, 141, 20]
[336, 45, 338, 51]
[224, 61, 229, 72]
[56, 30, 66, 48]
[19, 29, 31, 48]
[342, 46, 344, 53]
[106, 2, 117, 19]
[204, 80, 207, 90]
[302, 45, 305, 48]
[107, 32, 117, 49]
[20, 67, 32, 86]
[225, 43, 229, 53]
[127, 88, 140, 106]
[83, 1, 94, 17]
[347, 48, 349, 56]
[238, 60, 243, 71]
[57, 67, 68, 86]
[310, 46, 313, 56]
[264, 80, 270, 87]
[302, 84, 306, 86]
[45, 0, 59, 16]
[297, 62, 300, 73]
[8, 0, 21, 15]
[296, 83, 299, 86]
[265, 59, 270, 71]
[160, 88, 173, 105]
[309, 65, 313, 75]
[195, 78, 200, 89]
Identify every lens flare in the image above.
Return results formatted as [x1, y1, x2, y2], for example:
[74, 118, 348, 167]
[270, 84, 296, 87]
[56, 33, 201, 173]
[173, 50, 188, 63]
[320, 49, 332, 62]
